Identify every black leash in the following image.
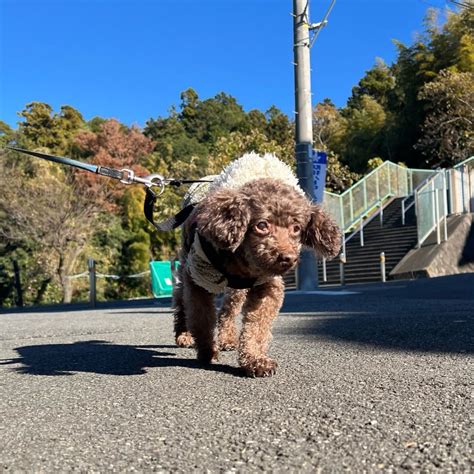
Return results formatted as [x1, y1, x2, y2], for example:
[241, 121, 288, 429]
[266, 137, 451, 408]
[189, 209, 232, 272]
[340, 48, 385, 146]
[144, 188, 197, 231]
[5, 146, 213, 230]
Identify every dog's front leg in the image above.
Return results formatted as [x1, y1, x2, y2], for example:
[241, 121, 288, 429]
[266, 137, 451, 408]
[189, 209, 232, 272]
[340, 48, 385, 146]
[238, 276, 284, 377]
[182, 269, 218, 364]
[218, 288, 248, 351]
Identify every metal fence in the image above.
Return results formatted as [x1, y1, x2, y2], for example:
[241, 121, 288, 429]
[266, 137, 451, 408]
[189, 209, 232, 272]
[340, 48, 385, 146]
[413, 156, 474, 248]
[323, 161, 434, 234]
[415, 171, 448, 247]
[448, 156, 474, 214]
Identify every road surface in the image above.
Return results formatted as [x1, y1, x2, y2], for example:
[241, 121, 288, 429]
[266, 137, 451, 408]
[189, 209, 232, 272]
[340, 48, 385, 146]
[1, 274, 472, 471]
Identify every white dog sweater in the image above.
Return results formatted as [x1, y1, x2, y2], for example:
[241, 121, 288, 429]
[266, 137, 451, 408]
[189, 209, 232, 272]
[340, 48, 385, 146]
[185, 153, 304, 293]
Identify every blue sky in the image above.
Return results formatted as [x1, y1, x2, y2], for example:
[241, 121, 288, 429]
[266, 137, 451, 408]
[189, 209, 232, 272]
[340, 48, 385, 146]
[0, 0, 451, 129]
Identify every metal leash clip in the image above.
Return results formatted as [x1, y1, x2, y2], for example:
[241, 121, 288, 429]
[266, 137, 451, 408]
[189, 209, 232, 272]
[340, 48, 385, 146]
[119, 169, 166, 196]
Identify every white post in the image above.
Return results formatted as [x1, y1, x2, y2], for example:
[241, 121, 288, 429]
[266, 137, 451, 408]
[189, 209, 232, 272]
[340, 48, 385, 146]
[363, 179, 368, 210]
[380, 252, 386, 283]
[376, 170, 380, 201]
[339, 253, 345, 286]
[349, 191, 354, 223]
[443, 171, 448, 242]
[435, 188, 441, 245]
[88, 258, 96, 308]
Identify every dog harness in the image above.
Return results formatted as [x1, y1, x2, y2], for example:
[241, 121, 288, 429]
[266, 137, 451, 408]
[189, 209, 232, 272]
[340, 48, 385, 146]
[187, 232, 272, 293]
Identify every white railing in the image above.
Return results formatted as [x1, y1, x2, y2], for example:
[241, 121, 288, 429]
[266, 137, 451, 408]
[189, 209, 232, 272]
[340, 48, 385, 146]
[414, 171, 448, 247]
[448, 156, 474, 214]
[323, 161, 434, 234]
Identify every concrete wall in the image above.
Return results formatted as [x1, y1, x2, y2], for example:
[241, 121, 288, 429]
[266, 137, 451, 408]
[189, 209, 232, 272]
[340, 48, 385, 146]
[391, 213, 474, 280]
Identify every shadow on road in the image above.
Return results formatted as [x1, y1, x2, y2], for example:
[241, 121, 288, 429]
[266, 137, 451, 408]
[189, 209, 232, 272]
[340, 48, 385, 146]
[281, 310, 473, 354]
[0, 340, 244, 377]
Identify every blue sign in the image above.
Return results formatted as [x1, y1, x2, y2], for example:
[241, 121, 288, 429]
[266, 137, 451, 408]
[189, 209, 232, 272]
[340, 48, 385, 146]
[311, 150, 327, 203]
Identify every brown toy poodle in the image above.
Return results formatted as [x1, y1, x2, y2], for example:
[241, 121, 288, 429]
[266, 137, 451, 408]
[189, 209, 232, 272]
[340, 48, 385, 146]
[172, 170, 341, 377]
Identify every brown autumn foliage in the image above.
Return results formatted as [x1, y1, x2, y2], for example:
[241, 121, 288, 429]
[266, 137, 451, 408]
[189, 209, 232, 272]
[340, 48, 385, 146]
[74, 119, 155, 210]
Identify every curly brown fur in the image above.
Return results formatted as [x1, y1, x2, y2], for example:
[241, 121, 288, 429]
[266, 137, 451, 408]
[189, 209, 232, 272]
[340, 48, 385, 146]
[238, 277, 284, 377]
[217, 288, 248, 351]
[173, 178, 341, 377]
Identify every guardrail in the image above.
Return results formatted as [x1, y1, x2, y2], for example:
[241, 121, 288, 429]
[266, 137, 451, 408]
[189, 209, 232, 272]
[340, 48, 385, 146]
[323, 161, 434, 235]
[319, 161, 434, 282]
[415, 171, 448, 248]
[413, 156, 474, 248]
[449, 156, 474, 214]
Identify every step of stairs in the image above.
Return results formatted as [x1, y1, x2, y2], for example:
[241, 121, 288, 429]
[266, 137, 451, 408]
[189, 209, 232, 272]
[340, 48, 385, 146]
[319, 197, 418, 286]
[284, 197, 419, 289]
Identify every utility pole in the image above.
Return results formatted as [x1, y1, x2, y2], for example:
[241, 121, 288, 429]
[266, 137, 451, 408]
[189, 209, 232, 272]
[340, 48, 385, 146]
[293, 0, 335, 291]
[293, 0, 317, 290]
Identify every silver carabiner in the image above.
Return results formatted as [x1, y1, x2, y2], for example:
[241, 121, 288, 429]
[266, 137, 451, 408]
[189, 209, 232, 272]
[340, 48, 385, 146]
[119, 168, 135, 184]
[144, 173, 166, 196]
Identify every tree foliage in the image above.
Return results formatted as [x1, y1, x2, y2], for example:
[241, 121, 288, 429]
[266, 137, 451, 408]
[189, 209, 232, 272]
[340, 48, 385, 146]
[0, 153, 102, 303]
[416, 69, 474, 166]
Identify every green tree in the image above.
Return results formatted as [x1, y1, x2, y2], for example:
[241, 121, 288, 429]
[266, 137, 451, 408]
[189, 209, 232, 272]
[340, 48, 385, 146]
[179, 88, 249, 143]
[312, 100, 347, 154]
[264, 106, 294, 145]
[0, 121, 14, 148]
[386, 5, 473, 168]
[144, 109, 209, 177]
[416, 69, 474, 166]
[341, 95, 387, 172]
[17, 102, 85, 154]
[207, 128, 295, 175]
[325, 152, 360, 193]
[347, 59, 396, 111]
[0, 154, 103, 303]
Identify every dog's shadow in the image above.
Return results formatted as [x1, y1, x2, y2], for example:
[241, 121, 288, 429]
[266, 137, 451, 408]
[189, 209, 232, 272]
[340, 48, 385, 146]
[0, 340, 243, 377]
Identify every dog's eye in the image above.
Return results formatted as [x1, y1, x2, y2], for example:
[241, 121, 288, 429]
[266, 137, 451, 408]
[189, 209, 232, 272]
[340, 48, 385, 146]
[292, 224, 302, 235]
[255, 221, 269, 233]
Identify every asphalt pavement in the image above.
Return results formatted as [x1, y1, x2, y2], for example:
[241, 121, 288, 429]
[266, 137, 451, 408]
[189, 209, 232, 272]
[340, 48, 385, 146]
[0, 274, 473, 472]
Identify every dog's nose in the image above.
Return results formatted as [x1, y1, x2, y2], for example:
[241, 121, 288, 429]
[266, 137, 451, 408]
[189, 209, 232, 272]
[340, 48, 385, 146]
[278, 254, 297, 269]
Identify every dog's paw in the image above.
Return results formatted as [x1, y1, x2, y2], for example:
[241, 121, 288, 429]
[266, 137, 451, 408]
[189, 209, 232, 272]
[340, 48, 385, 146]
[242, 357, 278, 378]
[197, 345, 219, 365]
[176, 332, 195, 348]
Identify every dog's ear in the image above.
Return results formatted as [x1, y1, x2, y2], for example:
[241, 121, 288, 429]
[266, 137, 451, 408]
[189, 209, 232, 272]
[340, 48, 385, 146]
[195, 188, 251, 251]
[302, 204, 341, 258]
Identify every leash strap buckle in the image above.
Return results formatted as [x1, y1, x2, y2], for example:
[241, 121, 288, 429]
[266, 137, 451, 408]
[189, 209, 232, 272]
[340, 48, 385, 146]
[119, 168, 135, 185]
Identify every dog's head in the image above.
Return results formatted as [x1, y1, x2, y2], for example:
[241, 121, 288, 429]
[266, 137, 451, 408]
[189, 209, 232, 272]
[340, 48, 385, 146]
[194, 178, 341, 276]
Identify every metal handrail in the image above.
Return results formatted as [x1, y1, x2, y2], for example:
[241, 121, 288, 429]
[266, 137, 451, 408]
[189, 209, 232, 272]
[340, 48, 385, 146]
[336, 161, 405, 199]
[415, 170, 448, 247]
[321, 196, 393, 280]
[451, 156, 474, 214]
[323, 160, 435, 235]
[453, 156, 474, 169]
[344, 197, 392, 246]
[401, 172, 440, 225]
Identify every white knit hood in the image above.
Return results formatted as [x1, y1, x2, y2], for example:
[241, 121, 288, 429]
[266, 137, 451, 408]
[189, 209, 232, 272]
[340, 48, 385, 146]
[207, 152, 304, 196]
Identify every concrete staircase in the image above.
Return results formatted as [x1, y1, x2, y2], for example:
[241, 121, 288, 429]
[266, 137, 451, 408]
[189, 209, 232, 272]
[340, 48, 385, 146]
[318, 198, 418, 286]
